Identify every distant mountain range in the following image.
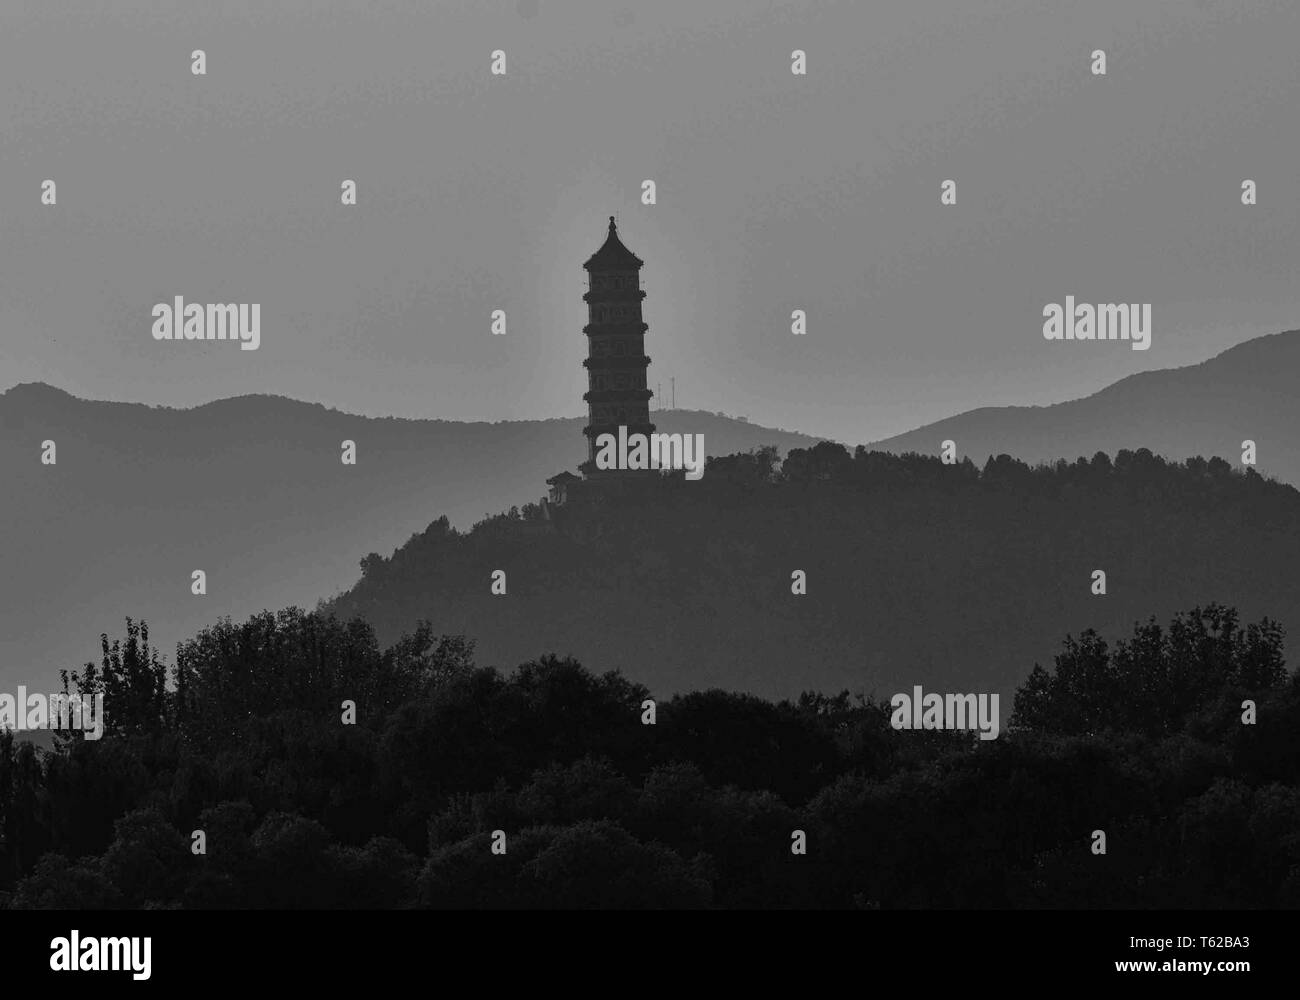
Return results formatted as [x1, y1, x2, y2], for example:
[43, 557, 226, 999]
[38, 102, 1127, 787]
[3, 327, 1297, 703]
[868, 330, 1300, 487]
[0, 384, 814, 695]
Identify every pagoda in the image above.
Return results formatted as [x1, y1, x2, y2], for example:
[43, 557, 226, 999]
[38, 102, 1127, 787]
[578, 216, 655, 478]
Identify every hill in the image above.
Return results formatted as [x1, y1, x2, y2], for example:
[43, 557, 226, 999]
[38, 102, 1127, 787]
[868, 330, 1300, 487]
[326, 446, 1300, 702]
[0, 383, 815, 694]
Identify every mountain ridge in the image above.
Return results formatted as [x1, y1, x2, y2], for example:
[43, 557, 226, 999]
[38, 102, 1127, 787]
[0, 386, 818, 696]
[868, 330, 1300, 485]
[4, 326, 1297, 702]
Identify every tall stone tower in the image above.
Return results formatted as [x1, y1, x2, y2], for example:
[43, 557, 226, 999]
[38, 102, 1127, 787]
[579, 216, 655, 478]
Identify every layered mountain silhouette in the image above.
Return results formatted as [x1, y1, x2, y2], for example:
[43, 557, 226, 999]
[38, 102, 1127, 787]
[0, 384, 814, 696]
[869, 330, 1300, 486]
[3, 328, 1297, 704]
[322, 330, 1300, 702]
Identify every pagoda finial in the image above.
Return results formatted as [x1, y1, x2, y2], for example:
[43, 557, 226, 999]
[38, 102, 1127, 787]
[609, 215, 617, 233]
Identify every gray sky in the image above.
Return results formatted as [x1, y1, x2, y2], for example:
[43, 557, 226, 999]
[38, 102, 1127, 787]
[1, 0, 1297, 444]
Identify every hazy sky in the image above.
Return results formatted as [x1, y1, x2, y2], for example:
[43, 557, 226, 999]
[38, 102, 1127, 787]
[1, 0, 1297, 444]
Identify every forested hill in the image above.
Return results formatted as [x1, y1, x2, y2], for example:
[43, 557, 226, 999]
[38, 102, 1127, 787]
[326, 445, 1300, 702]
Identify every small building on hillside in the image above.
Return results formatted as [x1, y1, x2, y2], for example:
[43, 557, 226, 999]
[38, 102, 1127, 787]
[545, 470, 582, 506]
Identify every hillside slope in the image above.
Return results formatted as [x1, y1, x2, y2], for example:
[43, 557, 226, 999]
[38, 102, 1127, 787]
[327, 449, 1300, 702]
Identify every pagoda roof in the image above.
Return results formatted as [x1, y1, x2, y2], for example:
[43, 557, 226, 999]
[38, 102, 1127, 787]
[546, 470, 582, 485]
[583, 216, 643, 271]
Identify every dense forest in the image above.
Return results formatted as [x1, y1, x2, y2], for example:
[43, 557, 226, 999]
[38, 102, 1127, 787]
[328, 444, 1300, 701]
[2, 596, 1297, 908]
